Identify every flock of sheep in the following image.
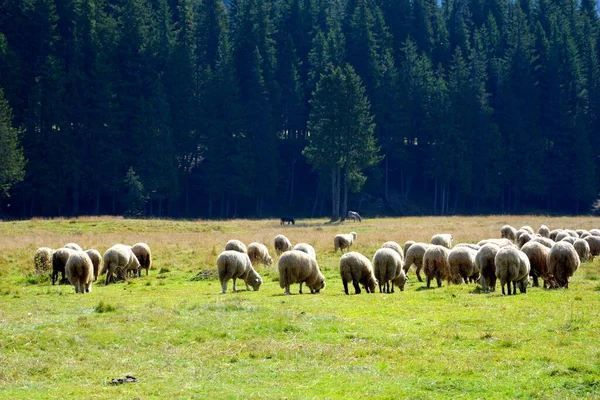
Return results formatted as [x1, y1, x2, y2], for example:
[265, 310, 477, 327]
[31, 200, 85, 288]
[33, 242, 152, 293]
[32, 222, 597, 296]
[218, 224, 596, 296]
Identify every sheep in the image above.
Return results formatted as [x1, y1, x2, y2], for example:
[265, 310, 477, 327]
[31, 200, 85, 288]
[500, 225, 518, 241]
[565, 230, 579, 238]
[292, 243, 317, 260]
[403, 242, 430, 282]
[477, 238, 515, 248]
[555, 231, 571, 242]
[547, 242, 580, 288]
[64, 243, 83, 251]
[584, 235, 600, 260]
[579, 230, 591, 239]
[453, 243, 481, 251]
[573, 239, 590, 263]
[52, 248, 77, 285]
[225, 239, 247, 253]
[423, 245, 451, 288]
[403, 240, 415, 257]
[517, 232, 532, 248]
[216, 250, 262, 293]
[549, 229, 563, 241]
[589, 228, 600, 236]
[65, 251, 94, 293]
[520, 241, 550, 288]
[85, 249, 102, 282]
[538, 225, 550, 238]
[519, 226, 535, 235]
[34, 247, 54, 275]
[475, 243, 500, 292]
[373, 247, 405, 293]
[274, 234, 293, 256]
[340, 252, 378, 294]
[515, 229, 530, 244]
[560, 236, 576, 245]
[575, 229, 587, 237]
[347, 211, 362, 222]
[131, 242, 152, 276]
[101, 244, 140, 285]
[494, 247, 530, 295]
[278, 250, 325, 295]
[530, 236, 555, 249]
[430, 233, 453, 249]
[247, 242, 274, 267]
[448, 246, 479, 284]
[334, 232, 357, 253]
[381, 241, 404, 258]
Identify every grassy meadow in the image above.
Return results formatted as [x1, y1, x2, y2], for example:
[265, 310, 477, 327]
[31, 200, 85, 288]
[0, 215, 599, 399]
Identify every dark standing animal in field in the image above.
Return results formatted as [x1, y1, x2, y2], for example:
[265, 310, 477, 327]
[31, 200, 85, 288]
[347, 211, 362, 222]
[280, 217, 295, 225]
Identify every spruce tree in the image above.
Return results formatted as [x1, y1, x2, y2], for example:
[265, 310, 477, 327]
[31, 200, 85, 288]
[0, 87, 26, 196]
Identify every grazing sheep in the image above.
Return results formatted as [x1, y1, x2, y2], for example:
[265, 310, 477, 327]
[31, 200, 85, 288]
[500, 225, 518, 241]
[280, 216, 295, 225]
[517, 232, 532, 248]
[52, 248, 77, 285]
[560, 236, 576, 245]
[584, 235, 600, 260]
[292, 243, 317, 260]
[403, 242, 430, 282]
[477, 238, 516, 248]
[403, 240, 416, 257]
[454, 243, 481, 251]
[334, 232, 357, 253]
[347, 211, 362, 222]
[531, 236, 555, 248]
[565, 230, 578, 238]
[101, 244, 140, 285]
[549, 229, 563, 241]
[34, 247, 54, 275]
[476, 243, 500, 292]
[520, 241, 550, 288]
[573, 239, 590, 263]
[381, 241, 404, 258]
[555, 231, 571, 242]
[65, 251, 94, 293]
[589, 228, 600, 236]
[547, 242, 580, 288]
[247, 242, 274, 267]
[580, 231, 591, 239]
[274, 234, 293, 256]
[131, 242, 152, 276]
[430, 233, 453, 249]
[448, 246, 479, 284]
[217, 250, 262, 293]
[423, 245, 451, 288]
[85, 249, 102, 282]
[373, 247, 405, 293]
[538, 225, 550, 238]
[64, 243, 83, 251]
[340, 252, 378, 294]
[575, 229, 587, 237]
[278, 250, 325, 295]
[519, 226, 534, 235]
[494, 247, 530, 295]
[225, 239, 247, 253]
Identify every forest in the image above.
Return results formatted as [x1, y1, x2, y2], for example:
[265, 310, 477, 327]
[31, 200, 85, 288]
[0, 0, 599, 219]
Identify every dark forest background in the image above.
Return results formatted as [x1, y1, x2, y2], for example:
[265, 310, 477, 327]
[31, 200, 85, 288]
[1, 0, 600, 219]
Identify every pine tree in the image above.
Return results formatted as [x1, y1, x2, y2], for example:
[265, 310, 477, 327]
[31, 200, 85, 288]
[0, 87, 26, 196]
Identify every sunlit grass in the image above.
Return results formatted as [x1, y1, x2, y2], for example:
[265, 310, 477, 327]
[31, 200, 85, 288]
[0, 216, 599, 398]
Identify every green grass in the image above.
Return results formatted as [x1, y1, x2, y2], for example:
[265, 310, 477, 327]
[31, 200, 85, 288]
[0, 216, 599, 398]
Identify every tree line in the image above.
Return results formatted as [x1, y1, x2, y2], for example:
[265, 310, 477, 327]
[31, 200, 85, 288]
[0, 0, 599, 219]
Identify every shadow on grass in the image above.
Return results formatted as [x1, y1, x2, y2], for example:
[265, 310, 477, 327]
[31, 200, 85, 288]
[415, 286, 436, 291]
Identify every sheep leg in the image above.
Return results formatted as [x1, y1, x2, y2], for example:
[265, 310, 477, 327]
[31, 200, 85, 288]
[299, 282, 303, 294]
[220, 280, 227, 294]
[436, 276, 442, 288]
[532, 275, 539, 287]
[501, 283, 506, 295]
[426, 277, 431, 288]
[232, 278, 237, 292]
[506, 281, 511, 295]
[513, 281, 518, 295]
[378, 282, 382, 293]
[343, 280, 349, 295]
[353, 280, 361, 294]
[416, 266, 423, 282]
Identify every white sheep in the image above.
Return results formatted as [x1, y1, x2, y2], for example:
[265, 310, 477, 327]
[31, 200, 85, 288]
[453, 243, 481, 251]
[494, 247, 530, 295]
[247, 242, 274, 266]
[403, 242, 430, 282]
[560, 236, 576, 245]
[477, 238, 515, 248]
[517, 232, 532, 248]
[274, 234, 293, 256]
[538, 225, 550, 238]
[347, 211, 362, 222]
[448, 246, 479, 284]
[555, 231, 571, 242]
[34, 247, 54, 275]
[430, 233, 453, 249]
[549, 229, 563, 241]
[403, 240, 415, 257]
[519, 226, 534, 235]
[52, 248, 77, 285]
[217, 250, 262, 293]
[423, 245, 451, 288]
[131, 242, 152, 276]
[278, 250, 325, 295]
[373, 247, 405, 293]
[225, 239, 247, 253]
[64, 243, 83, 251]
[500, 225, 518, 241]
[475, 243, 500, 292]
[530, 236, 555, 248]
[101, 244, 140, 285]
[65, 251, 94, 293]
[85, 249, 102, 282]
[381, 241, 404, 258]
[334, 232, 357, 253]
[573, 239, 590, 263]
[339, 252, 378, 294]
[589, 228, 600, 236]
[292, 243, 317, 260]
[547, 242, 580, 288]
[584, 235, 600, 260]
[520, 241, 550, 288]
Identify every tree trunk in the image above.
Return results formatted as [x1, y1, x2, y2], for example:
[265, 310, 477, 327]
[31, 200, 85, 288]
[331, 166, 338, 221]
[72, 178, 79, 217]
[185, 176, 190, 215]
[289, 158, 296, 206]
[434, 177, 438, 215]
[208, 192, 213, 218]
[341, 166, 348, 221]
[384, 156, 389, 202]
[311, 185, 320, 218]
